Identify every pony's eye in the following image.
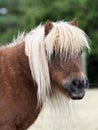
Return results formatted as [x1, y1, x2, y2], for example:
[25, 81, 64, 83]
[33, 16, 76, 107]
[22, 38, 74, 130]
[51, 51, 56, 58]
[51, 51, 60, 58]
[79, 50, 83, 55]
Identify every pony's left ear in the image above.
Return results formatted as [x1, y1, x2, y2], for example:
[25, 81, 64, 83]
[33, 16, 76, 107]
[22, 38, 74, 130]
[45, 20, 53, 36]
[70, 18, 78, 26]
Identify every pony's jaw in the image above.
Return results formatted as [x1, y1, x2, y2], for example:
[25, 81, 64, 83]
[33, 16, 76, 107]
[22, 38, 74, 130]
[63, 78, 89, 100]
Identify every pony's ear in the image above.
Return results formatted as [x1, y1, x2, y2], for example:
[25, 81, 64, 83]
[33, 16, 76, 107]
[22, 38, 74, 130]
[45, 20, 53, 36]
[70, 18, 78, 26]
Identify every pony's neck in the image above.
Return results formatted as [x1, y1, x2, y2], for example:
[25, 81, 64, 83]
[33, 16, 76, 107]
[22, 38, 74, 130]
[13, 42, 34, 81]
[1, 42, 34, 82]
[0, 42, 42, 128]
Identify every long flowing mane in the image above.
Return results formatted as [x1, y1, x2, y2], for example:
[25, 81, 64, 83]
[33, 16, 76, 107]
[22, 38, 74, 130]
[25, 21, 90, 104]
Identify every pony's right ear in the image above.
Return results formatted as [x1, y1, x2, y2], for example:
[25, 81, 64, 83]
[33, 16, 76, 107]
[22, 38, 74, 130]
[45, 20, 53, 36]
[70, 18, 78, 26]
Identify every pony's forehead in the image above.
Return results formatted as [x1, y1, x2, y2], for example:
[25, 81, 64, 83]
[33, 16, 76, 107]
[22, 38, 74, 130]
[44, 21, 90, 60]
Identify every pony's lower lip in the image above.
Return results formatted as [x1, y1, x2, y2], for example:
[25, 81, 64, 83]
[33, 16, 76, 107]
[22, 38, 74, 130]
[70, 92, 85, 100]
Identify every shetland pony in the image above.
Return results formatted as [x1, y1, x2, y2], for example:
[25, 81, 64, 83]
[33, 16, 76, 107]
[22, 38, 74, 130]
[0, 19, 90, 130]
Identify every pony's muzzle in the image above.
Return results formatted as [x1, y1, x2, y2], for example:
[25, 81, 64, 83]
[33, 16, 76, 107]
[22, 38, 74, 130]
[64, 78, 89, 100]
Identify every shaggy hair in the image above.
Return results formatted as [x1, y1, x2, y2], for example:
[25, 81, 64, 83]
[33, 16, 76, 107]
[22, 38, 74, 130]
[25, 21, 90, 105]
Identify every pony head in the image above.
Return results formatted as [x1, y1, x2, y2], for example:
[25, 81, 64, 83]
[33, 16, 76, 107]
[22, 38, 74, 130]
[25, 19, 90, 104]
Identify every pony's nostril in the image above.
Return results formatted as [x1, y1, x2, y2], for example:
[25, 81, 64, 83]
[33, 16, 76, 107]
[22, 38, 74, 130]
[82, 79, 89, 88]
[72, 79, 79, 86]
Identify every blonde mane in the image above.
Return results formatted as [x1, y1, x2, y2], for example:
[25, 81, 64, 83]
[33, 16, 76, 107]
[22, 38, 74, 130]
[25, 21, 90, 104]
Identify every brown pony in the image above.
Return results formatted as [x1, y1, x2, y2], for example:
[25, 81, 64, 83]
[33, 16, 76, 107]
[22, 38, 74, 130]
[0, 19, 90, 130]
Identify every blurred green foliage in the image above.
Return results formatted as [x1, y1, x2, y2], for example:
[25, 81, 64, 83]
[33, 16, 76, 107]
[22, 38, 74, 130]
[0, 0, 98, 55]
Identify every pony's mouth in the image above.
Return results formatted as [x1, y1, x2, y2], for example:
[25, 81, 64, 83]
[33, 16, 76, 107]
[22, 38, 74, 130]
[64, 82, 86, 100]
[68, 90, 85, 100]
[64, 84, 85, 100]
